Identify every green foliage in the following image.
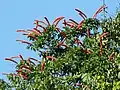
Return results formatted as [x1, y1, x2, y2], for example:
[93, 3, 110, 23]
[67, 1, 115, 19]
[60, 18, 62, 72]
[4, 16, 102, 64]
[0, 79, 11, 90]
[1, 6, 120, 90]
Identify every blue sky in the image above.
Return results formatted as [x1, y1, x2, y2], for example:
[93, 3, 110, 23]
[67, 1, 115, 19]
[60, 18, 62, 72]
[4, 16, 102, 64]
[0, 0, 119, 80]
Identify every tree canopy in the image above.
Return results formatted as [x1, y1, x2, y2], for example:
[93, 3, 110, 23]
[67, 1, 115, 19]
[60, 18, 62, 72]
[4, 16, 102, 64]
[1, 5, 120, 90]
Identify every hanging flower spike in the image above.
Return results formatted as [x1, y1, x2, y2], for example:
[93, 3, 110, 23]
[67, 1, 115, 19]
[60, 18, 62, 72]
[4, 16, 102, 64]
[56, 37, 66, 48]
[16, 30, 28, 33]
[28, 58, 36, 65]
[44, 17, 51, 26]
[63, 21, 74, 28]
[99, 37, 103, 55]
[65, 21, 76, 28]
[60, 44, 68, 48]
[99, 32, 109, 55]
[40, 61, 45, 72]
[17, 30, 31, 36]
[60, 32, 66, 38]
[87, 29, 90, 38]
[37, 24, 47, 32]
[69, 18, 78, 25]
[100, 32, 109, 38]
[56, 28, 61, 33]
[19, 55, 24, 60]
[21, 74, 29, 80]
[34, 19, 39, 29]
[34, 20, 48, 26]
[11, 56, 19, 59]
[63, 20, 67, 27]
[16, 71, 29, 80]
[34, 20, 47, 32]
[7, 73, 21, 77]
[75, 8, 87, 19]
[108, 52, 115, 60]
[33, 28, 42, 34]
[20, 65, 32, 72]
[5, 58, 18, 64]
[82, 49, 92, 54]
[24, 33, 38, 40]
[29, 57, 40, 63]
[77, 20, 84, 29]
[16, 40, 33, 46]
[16, 69, 23, 73]
[93, 5, 106, 18]
[19, 55, 26, 64]
[2, 73, 20, 77]
[31, 29, 41, 36]
[53, 16, 64, 27]
[46, 56, 56, 61]
[74, 38, 84, 47]
[17, 29, 39, 40]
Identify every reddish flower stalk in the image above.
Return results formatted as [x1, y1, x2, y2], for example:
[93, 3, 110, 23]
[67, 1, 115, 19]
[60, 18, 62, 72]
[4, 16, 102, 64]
[38, 25, 47, 32]
[34, 20, 47, 26]
[19, 55, 24, 60]
[34, 20, 39, 29]
[82, 49, 92, 54]
[16, 71, 29, 80]
[99, 38, 103, 55]
[5, 58, 18, 64]
[24, 34, 38, 40]
[63, 20, 75, 28]
[53, 16, 64, 27]
[44, 17, 50, 26]
[93, 5, 106, 18]
[16, 30, 28, 32]
[75, 38, 84, 47]
[65, 23, 74, 28]
[40, 61, 45, 72]
[108, 52, 115, 60]
[56, 37, 66, 48]
[29, 57, 40, 63]
[20, 65, 32, 72]
[60, 31, 66, 38]
[60, 32, 66, 37]
[22, 33, 29, 35]
[28, 58, 36, 65]
[77, 20, 84, 29]
[63, 20, 67, 27]
[12, 74, 20, 77]
[32, 29, 41, 36]
[87, 29, 90, 38]
[65, 21, 75, 28]
[69, 18, 78, 25]
[100, 32, 109, 38]
[2, 73, 20, 77]
[21, 74, 29, 80]
[56, 28, 61, 33]
[46, 56, 56, 61]
[16, 40, 33, 45]
[33, 28, 42, 34]
[75, 8, 87, 19]
[60, 44, 68, 48]
[99, 32, 109, 55]
[34, 20, 46, 32]
[11, 56, 19, 59]
[16, 69, 22, 73]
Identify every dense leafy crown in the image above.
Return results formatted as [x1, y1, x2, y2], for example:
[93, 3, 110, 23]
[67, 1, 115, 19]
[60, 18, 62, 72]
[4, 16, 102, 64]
[1, 5, 120, 90]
